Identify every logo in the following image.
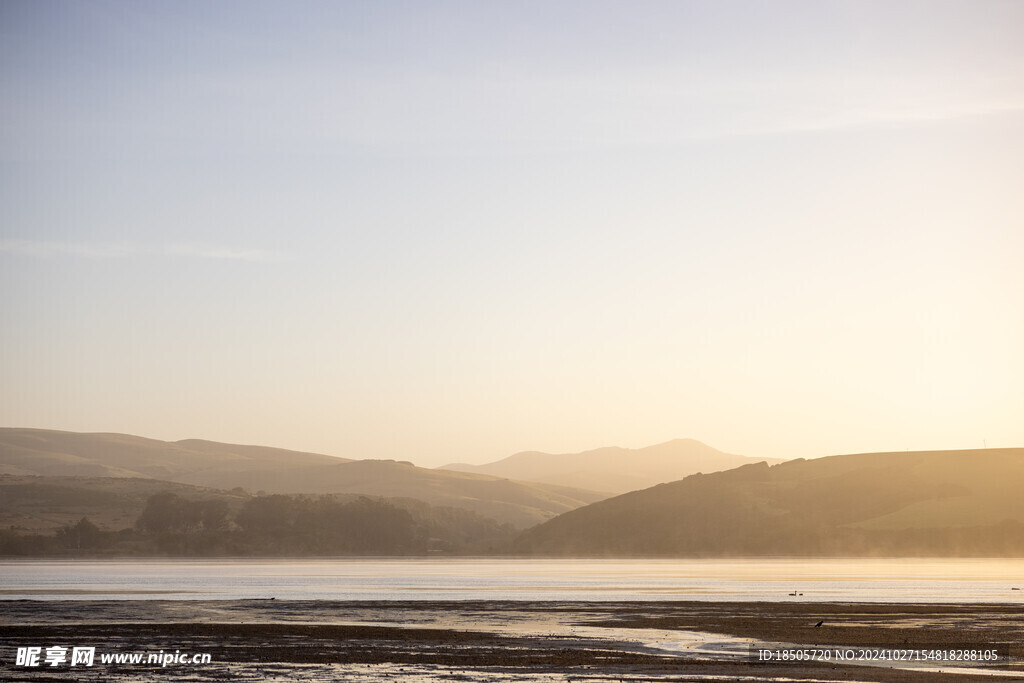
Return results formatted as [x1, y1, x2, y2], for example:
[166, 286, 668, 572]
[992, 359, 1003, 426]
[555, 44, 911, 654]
[15, 646, 95, 667]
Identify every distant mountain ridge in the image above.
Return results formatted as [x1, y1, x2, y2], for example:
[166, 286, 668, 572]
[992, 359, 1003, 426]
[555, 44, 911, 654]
[441, 438, 783, 493]
[515, 447, 1024, 556]
[0, 428, 604, 528]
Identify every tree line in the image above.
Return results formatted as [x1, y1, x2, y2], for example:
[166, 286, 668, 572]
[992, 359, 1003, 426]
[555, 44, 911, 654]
[0, 491, 515, 557]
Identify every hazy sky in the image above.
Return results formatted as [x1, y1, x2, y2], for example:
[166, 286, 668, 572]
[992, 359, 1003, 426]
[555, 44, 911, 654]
[2, 0, 1022, 467]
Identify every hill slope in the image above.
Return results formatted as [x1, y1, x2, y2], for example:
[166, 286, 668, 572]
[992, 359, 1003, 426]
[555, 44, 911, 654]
[514, 448, 1024, 556]
[0, 429, 605, 528]
[0, 428, 350, 480]
[0, 475, 246, 534]
[441, 438, 782, 493]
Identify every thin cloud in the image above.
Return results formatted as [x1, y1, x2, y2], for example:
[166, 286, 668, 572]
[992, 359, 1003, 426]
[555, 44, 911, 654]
[752, 99, 1024, 139]
[161, 244, 282, 262]
[262, 63, 1024, 153]
[0, 239, 281, 262]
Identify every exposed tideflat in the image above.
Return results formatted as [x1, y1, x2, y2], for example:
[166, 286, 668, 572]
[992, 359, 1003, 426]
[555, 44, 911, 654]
[2, 600, 1022, 681]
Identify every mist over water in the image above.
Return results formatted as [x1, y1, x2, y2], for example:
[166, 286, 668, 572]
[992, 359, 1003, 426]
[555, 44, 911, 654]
[4, 558, 1023, 602]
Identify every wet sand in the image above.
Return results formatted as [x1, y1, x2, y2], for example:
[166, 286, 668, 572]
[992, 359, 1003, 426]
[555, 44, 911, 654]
[2, 600, 1021, 681]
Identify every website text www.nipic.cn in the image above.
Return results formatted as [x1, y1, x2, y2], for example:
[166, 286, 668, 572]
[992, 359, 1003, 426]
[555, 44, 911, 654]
[14, 646, 212, 668]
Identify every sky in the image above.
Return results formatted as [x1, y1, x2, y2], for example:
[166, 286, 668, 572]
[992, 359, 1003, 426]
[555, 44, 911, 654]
[1, 0, 1022, 468]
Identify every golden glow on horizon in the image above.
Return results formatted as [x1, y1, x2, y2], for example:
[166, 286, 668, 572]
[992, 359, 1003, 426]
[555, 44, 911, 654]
[0, 2, 1021, 467]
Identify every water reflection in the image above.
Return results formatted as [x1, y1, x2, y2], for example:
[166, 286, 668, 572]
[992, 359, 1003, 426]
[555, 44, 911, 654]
[2, 558, 1023, 602]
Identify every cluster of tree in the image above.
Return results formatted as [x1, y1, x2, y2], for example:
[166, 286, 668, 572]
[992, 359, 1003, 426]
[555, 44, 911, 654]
[231, 494, 422, 555]
[0, 517, 124, 556]
[1, 491, 517, 557]
[137, 491, 230, 534]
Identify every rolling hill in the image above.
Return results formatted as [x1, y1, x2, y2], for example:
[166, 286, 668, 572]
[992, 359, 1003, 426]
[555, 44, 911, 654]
[0, 475, 247, 535]
[440, 438, 782, 494]
[514, 448, 1024, 556]
[0, 429, 605, 528]
[0, 428, 350, 480]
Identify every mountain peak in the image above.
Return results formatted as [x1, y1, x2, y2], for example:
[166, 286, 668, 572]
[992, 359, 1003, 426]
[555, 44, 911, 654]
[440, 439, 783, 494]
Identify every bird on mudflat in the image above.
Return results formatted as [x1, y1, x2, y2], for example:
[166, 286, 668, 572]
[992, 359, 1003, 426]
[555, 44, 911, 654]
[814, 620, 824, 628]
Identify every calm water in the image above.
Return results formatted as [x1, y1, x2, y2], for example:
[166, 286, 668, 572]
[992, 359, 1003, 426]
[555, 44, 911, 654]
[2, 558, 1023, 602]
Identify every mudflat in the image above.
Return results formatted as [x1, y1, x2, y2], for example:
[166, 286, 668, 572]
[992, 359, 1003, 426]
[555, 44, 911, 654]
[2, 600, 1021, 681]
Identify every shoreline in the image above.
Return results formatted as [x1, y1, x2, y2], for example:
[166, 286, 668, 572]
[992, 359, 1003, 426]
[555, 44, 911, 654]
[2, 599, 1022, 681]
